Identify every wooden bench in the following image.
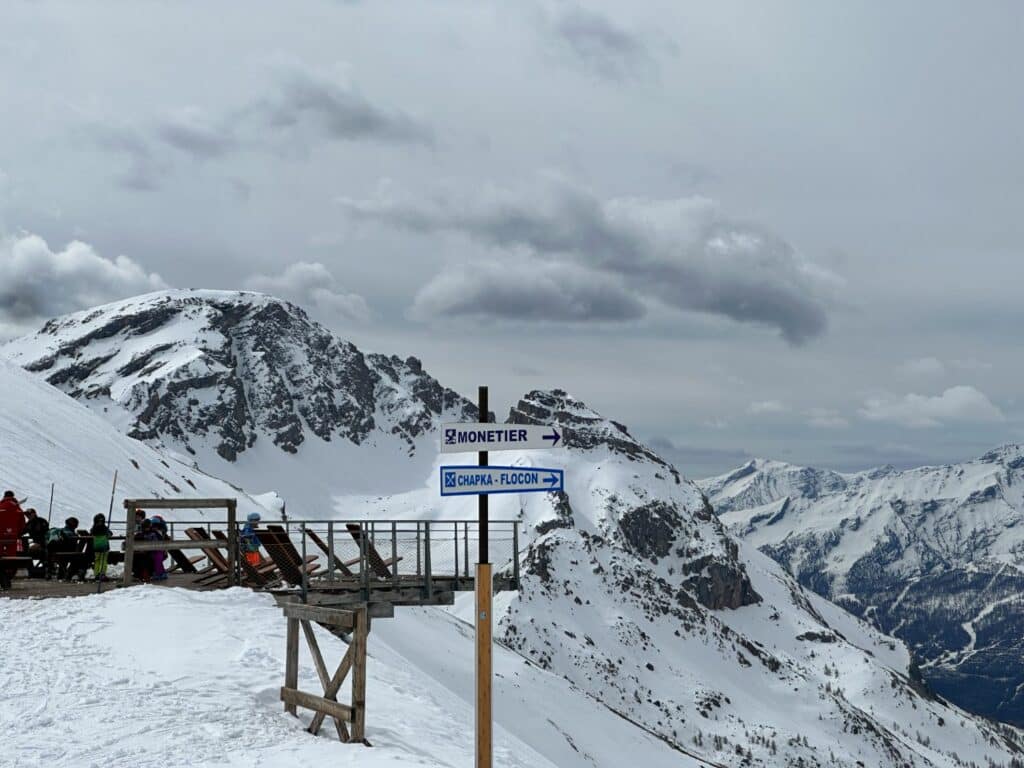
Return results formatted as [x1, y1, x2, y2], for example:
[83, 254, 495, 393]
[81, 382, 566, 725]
[345, 524, 402, 579]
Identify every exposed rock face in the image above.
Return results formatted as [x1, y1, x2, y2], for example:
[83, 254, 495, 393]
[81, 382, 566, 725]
[507, 389, 759, 613]
[702, 450, 1024, 725]
[4, 290, 475, 463]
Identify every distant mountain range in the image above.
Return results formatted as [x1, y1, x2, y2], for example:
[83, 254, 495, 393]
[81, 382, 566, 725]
[701, 451, 1024, 725]
[4, 289, 1024, 767]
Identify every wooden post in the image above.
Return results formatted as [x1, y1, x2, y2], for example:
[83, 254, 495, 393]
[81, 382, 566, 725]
[227, 501, 239, 587]
[476, 561, 493, 768]
[285, 616, 299, 715]
[122, 505, 136, 587]
[476, 385, 492, 768]
[350, 605, 368, 742]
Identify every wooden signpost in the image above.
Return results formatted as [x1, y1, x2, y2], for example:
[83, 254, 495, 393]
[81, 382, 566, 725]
[440, 386, 565, 768]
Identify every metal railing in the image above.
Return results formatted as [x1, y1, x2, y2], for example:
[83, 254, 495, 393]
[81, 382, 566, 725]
[115, 516, 521, 596]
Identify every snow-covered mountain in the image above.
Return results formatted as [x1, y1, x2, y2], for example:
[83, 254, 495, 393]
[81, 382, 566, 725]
[6, 292, 1024, 766]
[2, 289, 475, 506]
[701, 452, 1024, 726]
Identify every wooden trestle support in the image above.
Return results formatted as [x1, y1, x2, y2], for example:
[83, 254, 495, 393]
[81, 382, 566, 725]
[280, 602, 369, 744]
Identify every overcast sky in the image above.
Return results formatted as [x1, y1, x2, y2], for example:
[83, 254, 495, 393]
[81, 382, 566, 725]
[2, 1, 1022, 477]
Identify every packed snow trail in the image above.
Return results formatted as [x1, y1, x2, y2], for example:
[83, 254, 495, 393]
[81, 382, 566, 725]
[0, 588, 556, 768]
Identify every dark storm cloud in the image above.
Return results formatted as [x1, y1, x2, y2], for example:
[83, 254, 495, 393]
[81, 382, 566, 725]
[341, 182, 833, 343]
[409, 259, 646, 322]
[251, 66, 434, 146]
[548, 5, 655, 81]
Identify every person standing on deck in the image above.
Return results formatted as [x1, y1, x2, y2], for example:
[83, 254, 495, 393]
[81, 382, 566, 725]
[0, 491, 26, 590]
[149, 516, 169, 581]
[240, 512, 262, 567]
[90, 513, 113, 581]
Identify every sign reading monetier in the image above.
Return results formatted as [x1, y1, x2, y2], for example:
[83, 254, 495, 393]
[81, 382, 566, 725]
[441, 423, 562, 453]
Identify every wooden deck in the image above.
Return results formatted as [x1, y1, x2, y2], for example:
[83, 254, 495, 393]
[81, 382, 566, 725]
[1, 573, 218, 600]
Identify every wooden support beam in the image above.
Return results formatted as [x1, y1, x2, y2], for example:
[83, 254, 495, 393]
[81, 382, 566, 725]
[128, 540, 229, 552]
[284, 617, 299, 715]
[279, 688, 354, 723]
[122, 498, 237, 510]
[308, 644, 354, 738]
[300, 620, 349, 742]
[282, 602, 357, 629]
[350, 606, 368, 743]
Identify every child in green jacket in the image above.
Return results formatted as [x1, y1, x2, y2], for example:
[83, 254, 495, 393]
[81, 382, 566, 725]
[91, 513, 113, 581]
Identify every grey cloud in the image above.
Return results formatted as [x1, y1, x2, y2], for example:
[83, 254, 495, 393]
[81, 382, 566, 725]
[0, 233, 167, 338]
[157, 109, 237, 159]
[251, 67, 433, 146]
[645, 436, 752, 477]
[244, 261, 370, 324]
[341, 182, 833, 343]
[549, 5, 655, 81]
[409, 258, 646, 322]
[86, 124, 165, 191]
[860, 385, 1005, 428]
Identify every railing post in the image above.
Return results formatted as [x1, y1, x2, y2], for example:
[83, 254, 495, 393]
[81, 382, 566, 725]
[391, 522, 398, 589]
[327, 521, 335, 582]
[122, 505, 135, 587]
[360, 523, 370, 603]
[416, 521, 422, 577]
[512, 521, 520, 589]
[424, 521, 432, 599]
[227, 501, 239, 587]
[453, 522, 460, 590]
[300, 523, 309, 603]
[464, 521, 469, 579]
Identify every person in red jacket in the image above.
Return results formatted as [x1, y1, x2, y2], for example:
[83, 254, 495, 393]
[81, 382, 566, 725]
[0, 490, 26, 590]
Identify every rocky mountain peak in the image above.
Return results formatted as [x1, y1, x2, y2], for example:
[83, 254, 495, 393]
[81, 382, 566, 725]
[508, 389, 677, 476]
[3, 289, 475, 464]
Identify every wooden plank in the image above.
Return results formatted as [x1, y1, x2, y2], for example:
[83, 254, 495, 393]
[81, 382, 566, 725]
[282, 602, 356, 629]
[306, 528, 355, 577]
[123, 498, 236, 509]
[129, 540, 227, 552]
[350, 606, 368, 742]
[122, 507, 136, 587]
[279, 688, 354, 723]
[308, 644, 354, 737]
[284, 617, 299, 715]
[476, 562, 493, 768]
[299, 620, 347, 741]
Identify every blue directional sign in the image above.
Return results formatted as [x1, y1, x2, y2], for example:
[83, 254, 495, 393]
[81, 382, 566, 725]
[440, 465, 564, 497]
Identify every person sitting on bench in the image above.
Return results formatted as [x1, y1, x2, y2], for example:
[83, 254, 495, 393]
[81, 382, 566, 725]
[50, 517, 87, 582]
[22, 508, 49, 577]
[0, 490, 26, 590]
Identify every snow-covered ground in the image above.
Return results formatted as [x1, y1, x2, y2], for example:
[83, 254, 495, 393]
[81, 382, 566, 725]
[0, 588, 698, 768]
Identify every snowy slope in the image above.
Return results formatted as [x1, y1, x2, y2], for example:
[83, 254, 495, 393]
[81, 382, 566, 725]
[2, 289, 475, 507]
[340, 391, 1024, 767]
[0, 358, 269, 525]
[701, 453, 1024, 725]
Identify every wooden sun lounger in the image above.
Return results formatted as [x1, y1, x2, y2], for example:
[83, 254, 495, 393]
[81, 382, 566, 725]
[304, 528, 358, 577]
[345, 523, 401, 579]
[184, 528, 235, 585]
[257, 528, 322, 586]
[210, 529, 287, 588]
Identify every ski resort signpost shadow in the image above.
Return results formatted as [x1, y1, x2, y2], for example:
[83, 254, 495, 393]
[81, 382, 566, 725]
[440, 388, 564, 768]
